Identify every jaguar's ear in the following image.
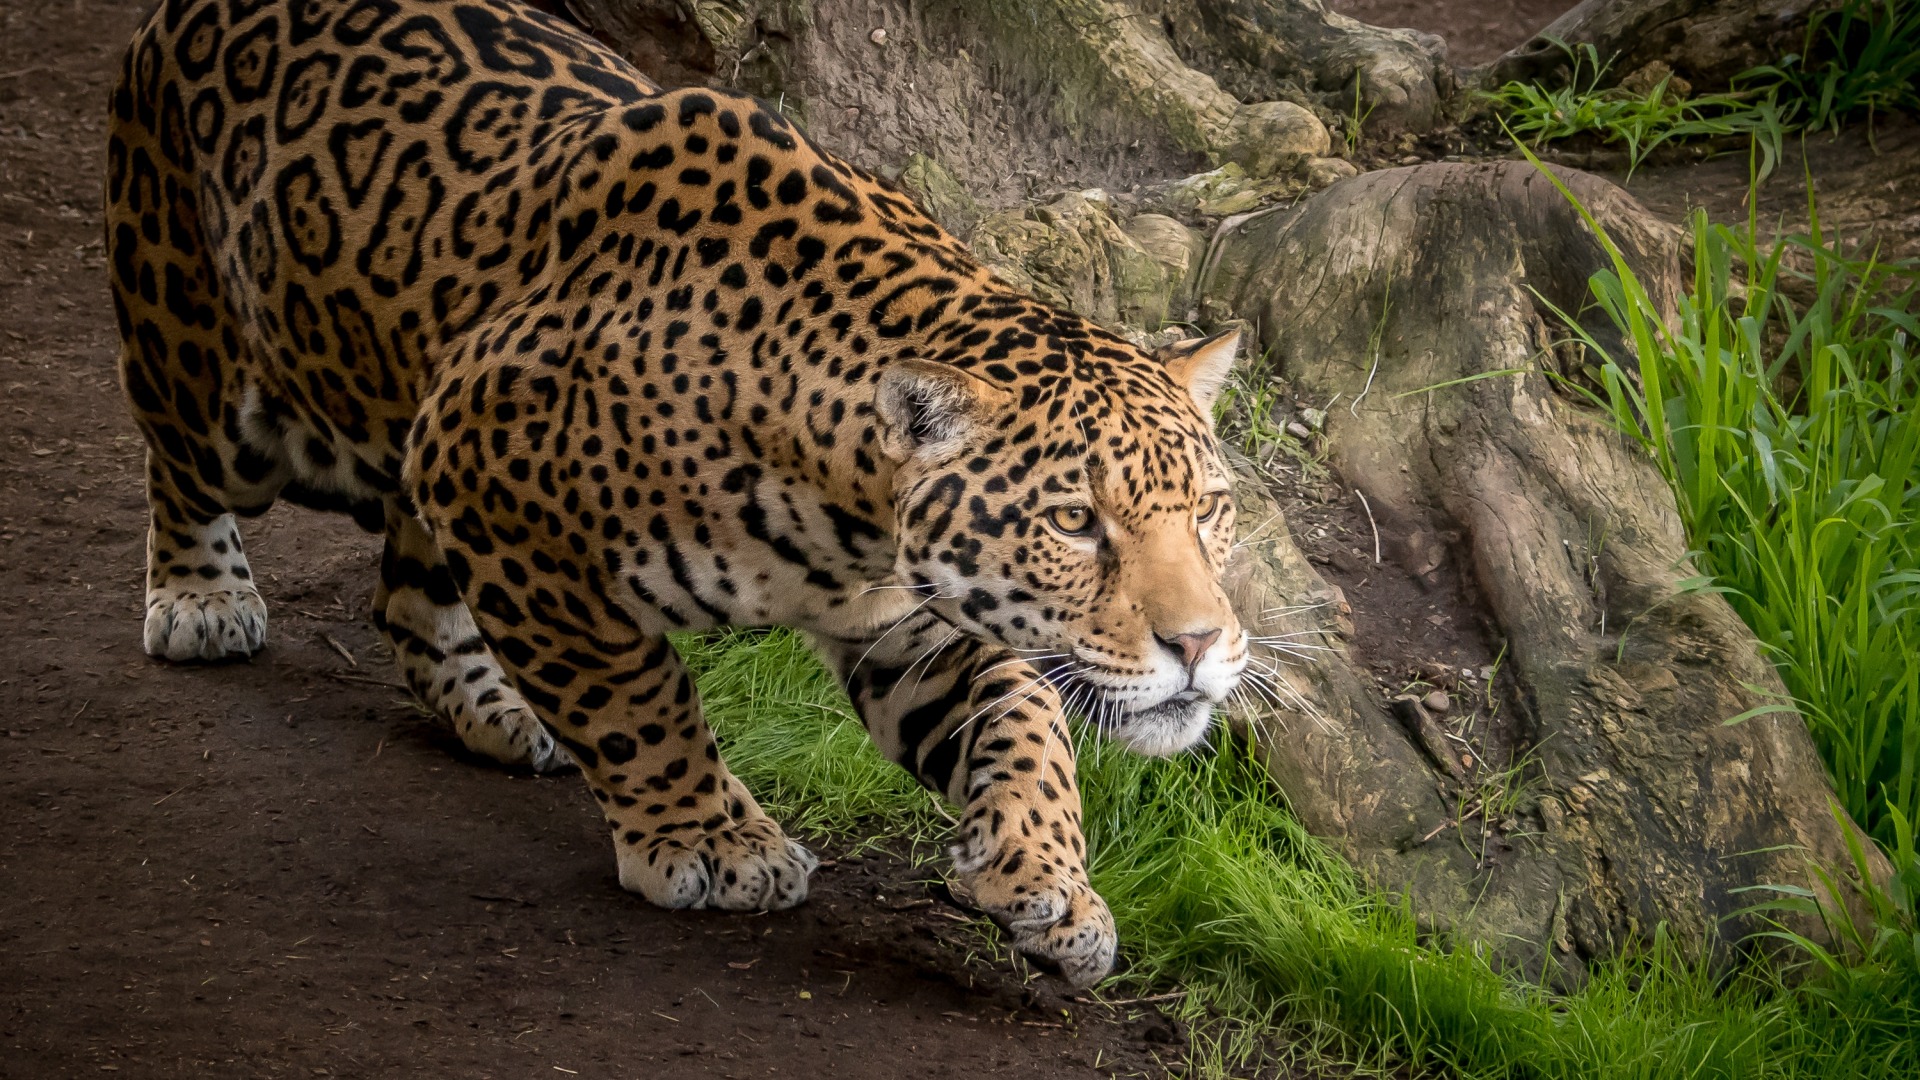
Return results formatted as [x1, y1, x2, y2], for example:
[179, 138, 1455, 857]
[874, 360, 1012, 461]
[1155, 329, 1241, 421]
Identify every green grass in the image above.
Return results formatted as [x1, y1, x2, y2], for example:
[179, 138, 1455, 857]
[674, 629, 946, 849]
[685, 626, 1919, 1078]
[1483, 38, 1789, 178]
[1483, 0, 1920, 176]
[1749, 0, 1920, 134]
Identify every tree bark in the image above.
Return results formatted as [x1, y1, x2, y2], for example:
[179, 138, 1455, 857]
[1482, 0, 1823, 90]
[562, 0, 1447, 212]
[1143, 0, 1452, 133]
[1204, 160, 1884, 977]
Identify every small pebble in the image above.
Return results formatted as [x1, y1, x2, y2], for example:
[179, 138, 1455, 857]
[1286, 420, 1313, 440]
[869, 27, 888, 44]
[1423, 690, 1451, 714]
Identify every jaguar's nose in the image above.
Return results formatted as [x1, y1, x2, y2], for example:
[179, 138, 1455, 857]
[1155, 628, 1221, 671]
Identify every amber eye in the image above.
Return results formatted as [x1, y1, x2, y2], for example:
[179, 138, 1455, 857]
[1046, 505, 1097, 537]
[1196, 492, 1229, 524]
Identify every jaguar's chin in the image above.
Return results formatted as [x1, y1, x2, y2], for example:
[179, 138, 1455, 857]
[1097, 693, 1217, 757]
[1044, 668, 1221, 753]
[1030, 659, 1225, 756]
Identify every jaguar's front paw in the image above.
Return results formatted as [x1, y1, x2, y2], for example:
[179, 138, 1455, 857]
[488, 704, 575, 774]
[144, 585, 268, 662]
[953, 835, 1118, 987]
[616, 813, 818, 912]
[416, 667, 574, 774]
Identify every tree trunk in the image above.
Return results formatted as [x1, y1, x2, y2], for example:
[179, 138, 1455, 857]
[557, 0, 1883, 978]
[1481, 0, 1823, 90]
[562, 0, 1448, 211]
[1204, 160, 1884, 976]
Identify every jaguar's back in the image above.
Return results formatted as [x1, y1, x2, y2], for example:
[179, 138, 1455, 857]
[113, 0, 785, 506]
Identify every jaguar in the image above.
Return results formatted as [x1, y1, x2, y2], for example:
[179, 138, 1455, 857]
[108, 0, 1248, 985]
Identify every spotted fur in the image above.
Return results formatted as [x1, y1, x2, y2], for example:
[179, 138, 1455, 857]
[107, 0, 1248, 985]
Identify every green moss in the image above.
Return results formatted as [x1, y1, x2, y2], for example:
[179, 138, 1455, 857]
[898, 153, 984, 236]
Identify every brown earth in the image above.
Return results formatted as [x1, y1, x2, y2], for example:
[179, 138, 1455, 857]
[1608, 117, 1920, 266]
[0, 3, 1182, 1078]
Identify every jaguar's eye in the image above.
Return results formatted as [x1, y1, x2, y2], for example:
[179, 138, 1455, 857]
[1196, 492, 1229, 524]
[1045, 504, 1097, 537]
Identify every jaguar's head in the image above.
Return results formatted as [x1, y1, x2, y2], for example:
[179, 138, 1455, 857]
[876, 328, 1247, 756]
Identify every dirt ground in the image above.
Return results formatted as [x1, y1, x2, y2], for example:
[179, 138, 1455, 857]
[6, 0, 1918, 1077]
[1611, 119, 1920, 267]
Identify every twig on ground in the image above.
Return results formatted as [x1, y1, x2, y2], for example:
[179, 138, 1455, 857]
[153, 779, 199, 807]
[1074, 990, 1188, 1007]
[323, 634, 357, 667]
[323, 672, 406, 690]
[1355, 489, 1381, 563]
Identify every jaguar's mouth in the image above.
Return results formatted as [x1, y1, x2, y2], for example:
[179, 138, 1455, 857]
[1036, 664, 1218, 757]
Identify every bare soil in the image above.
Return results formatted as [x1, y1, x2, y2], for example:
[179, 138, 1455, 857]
[1608, 117, 1920, 266]
[0, 3, 1180, 1077]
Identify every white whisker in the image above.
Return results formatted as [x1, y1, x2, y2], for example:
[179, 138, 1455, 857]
[1240, 658, 1330, 731]
[1261, 601, 1335, 618]
[851, 580, 940, 600]
[1231, 511, 1284, 552]
[949, 670, 1051, 741]
[1254, 640, 1335, 659]
[905, 627, 964, 698]
[979, 652, 1064, 678]
[850, 588, 952, 674]
[1244, 630, 1336, 645]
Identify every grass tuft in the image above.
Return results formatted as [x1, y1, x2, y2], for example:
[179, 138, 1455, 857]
[678, 628, 945, 850]
[1484, 38, 1789, 178]
[1483, 0, 1920, 175]
[1750, 0, 1920, 134]
[1546, 189, 1920, 849]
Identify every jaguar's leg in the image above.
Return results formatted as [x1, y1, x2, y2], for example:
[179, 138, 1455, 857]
[140, 458, 270, 662]
[374, 510, 571, 773]
[417, 508, 815, 909]
[110, 98, 275, 663]
[817, 614, 1116, 986]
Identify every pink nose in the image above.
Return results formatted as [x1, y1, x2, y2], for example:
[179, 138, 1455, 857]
[1157, 628, 1221, 671]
